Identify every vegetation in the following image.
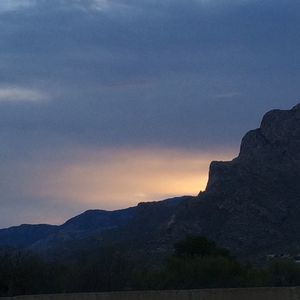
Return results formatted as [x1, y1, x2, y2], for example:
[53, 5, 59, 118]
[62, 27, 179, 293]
[1, 236, 300, 296]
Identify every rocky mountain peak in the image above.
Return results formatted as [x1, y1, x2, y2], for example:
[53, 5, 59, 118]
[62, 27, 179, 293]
[189, 104, 300, 257]
[206, 104, 300, 193]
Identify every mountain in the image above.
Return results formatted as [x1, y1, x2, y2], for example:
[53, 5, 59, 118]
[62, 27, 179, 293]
[0, 196, 189, 256]
[119, 103, 300, 260]
[0, 224, 57, 248]
[192, 103, 300, 257]
[1, 104, 300, 261]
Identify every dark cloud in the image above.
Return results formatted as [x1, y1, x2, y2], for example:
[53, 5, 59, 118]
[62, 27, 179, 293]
[1, 0, 299, 153]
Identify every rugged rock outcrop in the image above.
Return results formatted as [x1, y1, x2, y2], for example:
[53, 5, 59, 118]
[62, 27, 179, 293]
[171, 104, 300, 258]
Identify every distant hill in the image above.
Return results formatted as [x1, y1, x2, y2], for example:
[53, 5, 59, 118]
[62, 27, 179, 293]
[1, 104, 300, 261]
[0, 196, 190, 258]
[0, 224, 57, 248]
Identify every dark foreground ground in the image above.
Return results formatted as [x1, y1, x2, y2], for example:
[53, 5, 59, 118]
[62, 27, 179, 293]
[2, 287, 300, 300]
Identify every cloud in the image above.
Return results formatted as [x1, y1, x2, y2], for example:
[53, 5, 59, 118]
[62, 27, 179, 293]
[0, 0, 36, 12]
[0, 87, 47, 103]
[214, 92, 241, 99]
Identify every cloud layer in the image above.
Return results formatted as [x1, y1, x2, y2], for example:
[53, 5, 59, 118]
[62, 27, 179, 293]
[0, 87, 47, 103]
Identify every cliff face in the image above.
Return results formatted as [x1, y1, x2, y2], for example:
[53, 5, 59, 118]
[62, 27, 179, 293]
[173, 104, 300, 258]
[208, 104, 300, 193]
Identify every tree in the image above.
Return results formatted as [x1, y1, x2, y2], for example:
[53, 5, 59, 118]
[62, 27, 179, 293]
[174, 236, 231, 259]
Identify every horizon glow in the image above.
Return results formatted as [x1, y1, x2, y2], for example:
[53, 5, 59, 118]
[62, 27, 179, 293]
[0, 147, 236, 228]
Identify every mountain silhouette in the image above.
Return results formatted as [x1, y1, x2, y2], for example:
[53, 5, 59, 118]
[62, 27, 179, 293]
[1, 104, 300, 261]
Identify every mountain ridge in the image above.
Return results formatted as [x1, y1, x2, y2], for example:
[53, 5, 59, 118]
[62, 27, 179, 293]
[1, 103, 300, 261]
[0, 196, 190, 254]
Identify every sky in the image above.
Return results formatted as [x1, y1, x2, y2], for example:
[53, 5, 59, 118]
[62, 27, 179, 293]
[0, 0, 300, 228]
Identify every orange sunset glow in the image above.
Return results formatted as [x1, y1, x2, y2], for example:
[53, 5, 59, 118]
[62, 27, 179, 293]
[27, 148, 236, 217]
